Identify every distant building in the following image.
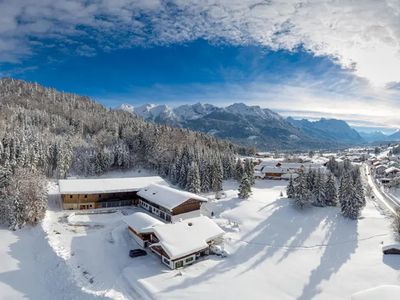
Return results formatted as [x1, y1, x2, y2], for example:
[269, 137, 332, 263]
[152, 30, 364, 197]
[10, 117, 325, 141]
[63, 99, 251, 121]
[124, 213, 224, 269]
[59, 176, 166, 210]
[254, 161, 325, 180]
[385, 167, 400, 178]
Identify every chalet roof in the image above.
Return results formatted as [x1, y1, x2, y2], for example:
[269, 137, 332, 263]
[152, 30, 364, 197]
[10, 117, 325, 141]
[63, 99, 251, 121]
[137, 184, 207, 210]
[123, 212, 164, 233]
[58, 176, 166, 194]
[382, 243, 400, 251]
[152, 216, 224, 260]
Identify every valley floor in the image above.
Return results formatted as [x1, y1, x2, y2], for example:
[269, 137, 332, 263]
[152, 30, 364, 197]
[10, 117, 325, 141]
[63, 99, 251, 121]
[1, 179, 400, 299]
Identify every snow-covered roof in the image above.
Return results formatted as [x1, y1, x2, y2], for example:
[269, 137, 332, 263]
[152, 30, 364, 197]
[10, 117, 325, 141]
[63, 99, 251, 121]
[382, 242, 400, 251]
[261, 167, 286, 174]
[137, 184, 207, 210]
[351, 285, 400, 300]
[385, 167, 400, 174]
[152, 216, 224, 259]
[59, 176, 166, 194]
[123, 212, 164, 233]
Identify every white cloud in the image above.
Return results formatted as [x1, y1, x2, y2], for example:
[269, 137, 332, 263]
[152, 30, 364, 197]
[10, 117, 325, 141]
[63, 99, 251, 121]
[1, 0, 400, 86]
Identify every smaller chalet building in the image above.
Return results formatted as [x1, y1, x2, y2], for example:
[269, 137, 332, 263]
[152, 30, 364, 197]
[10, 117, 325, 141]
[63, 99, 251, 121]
[137, 184, 208, 222]
[124, 213, 224, 269]
[59, 176, 165, 210]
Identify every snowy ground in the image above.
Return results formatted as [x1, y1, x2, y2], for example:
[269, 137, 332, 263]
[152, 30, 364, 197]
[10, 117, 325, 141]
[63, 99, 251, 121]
[1, 178, 400, 299]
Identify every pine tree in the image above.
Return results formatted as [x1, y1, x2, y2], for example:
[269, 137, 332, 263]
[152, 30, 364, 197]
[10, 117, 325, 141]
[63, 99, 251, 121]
[235, 159, 244, 181]
[312, 171, 326, 207]
[286, 176, 296, 198]
[238, 173, 251, 199]
[186, 162, 201, 194]
[306, 169, 316, 192]
[244, 159, 255, 186]
[339, 172, 353, 218]
[348, 177, 366, 219]
[325, 173, 338, 206]
[211, 159, 223, 192]
[294, 172, 311, 209]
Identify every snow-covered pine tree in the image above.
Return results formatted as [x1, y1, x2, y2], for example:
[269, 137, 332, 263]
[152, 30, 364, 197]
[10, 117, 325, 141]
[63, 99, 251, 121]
[339, 171, 353, 218]
[312, 170, 326, 207]
[186, 161, 201, 194]
[306, 168, 316, 192]
[347, 177, 366, 219]
[238, 173, 251, 199]
[211, 159, 223, 192]
[244, 158, 255, 186]
[325, 173, 338, 206]
[294, 171, 311, 209]
[235, 159, 244, 181]
[286, 176, 296, 198]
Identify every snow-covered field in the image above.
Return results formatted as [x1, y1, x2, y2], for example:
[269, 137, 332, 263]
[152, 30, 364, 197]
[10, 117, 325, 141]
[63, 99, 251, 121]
[1, 179, 400, 299]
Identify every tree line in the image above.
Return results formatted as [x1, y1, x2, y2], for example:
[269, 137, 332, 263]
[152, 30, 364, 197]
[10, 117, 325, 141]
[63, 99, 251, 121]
[287, 158, 366, 219]
[0, 78, 246, 228]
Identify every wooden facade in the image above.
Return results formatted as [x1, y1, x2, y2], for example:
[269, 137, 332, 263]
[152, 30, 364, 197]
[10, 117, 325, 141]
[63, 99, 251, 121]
[62, 191, 138, 210]
[172, 199, 202, 215]
[137, 196, 204, 222]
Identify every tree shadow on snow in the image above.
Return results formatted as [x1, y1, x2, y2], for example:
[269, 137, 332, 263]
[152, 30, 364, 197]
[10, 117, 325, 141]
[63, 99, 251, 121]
[162, 198, 339, 294]
[297, 215, 358, 300]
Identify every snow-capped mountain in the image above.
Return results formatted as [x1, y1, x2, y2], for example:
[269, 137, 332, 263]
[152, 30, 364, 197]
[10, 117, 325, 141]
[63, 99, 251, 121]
[358, 131, 390, 142]
[287, 117, 364, 144]
[117, 102, 351, 149]
[389, 129, 400, 141]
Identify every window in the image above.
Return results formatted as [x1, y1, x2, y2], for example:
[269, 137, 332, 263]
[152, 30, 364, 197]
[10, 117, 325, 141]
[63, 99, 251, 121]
[185, 257, 194, 263]
[84, 195, 87, 198]
[99, 194, 101, 198]
[70, 195, 72, 198]
[163, 257, 170, 265]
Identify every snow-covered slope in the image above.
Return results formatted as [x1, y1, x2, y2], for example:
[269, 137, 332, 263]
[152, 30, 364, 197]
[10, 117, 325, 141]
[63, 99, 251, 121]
[2, 177, 398, 300]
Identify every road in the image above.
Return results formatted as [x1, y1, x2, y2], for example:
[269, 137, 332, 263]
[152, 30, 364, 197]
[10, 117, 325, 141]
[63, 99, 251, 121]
[363, 164, 399, 216]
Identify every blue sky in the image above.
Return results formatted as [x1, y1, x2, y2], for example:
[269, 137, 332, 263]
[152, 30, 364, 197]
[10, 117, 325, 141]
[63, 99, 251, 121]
[0, 1, 399, 133]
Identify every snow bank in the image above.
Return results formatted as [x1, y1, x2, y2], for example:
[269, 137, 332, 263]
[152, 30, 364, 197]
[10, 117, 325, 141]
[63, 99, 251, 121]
[351, 285, 400, 300]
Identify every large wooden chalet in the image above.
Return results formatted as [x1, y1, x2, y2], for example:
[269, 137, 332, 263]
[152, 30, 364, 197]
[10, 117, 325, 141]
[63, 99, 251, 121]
[59, 176, 165, 210]
[124, 212, 224, 269]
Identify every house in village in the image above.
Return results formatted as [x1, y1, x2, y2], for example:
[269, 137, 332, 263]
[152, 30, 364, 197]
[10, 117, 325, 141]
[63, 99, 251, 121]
[136, 184, 208, 222]
[254, 161, 325, 180]
[374, 165, 387, 176]
[124, 212, 224, 269]
[385, 167, 400, 178]
[59, 176, 166, 210]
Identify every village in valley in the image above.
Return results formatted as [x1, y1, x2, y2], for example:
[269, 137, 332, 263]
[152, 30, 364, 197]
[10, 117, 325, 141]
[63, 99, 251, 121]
[20, 143, 399, 300]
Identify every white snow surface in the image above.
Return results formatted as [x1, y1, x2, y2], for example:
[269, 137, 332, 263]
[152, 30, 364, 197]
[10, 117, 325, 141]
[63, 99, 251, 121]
[137, 183, 207, 210]
[59, 176, 166, 194]
[1, 177, 400, 300]
[351, 285, 400, 300]
[152, 216, 224, 260]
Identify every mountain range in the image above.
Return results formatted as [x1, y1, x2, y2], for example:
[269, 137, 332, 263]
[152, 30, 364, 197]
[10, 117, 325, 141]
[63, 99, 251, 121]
[117, 102, 379, 150]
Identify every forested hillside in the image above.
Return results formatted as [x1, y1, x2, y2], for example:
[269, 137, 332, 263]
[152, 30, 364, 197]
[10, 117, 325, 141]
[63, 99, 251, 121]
[0, 78, 242, 228]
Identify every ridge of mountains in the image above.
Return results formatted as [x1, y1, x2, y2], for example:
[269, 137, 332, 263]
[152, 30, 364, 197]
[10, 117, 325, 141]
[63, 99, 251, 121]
[116, 102, 389, 150]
